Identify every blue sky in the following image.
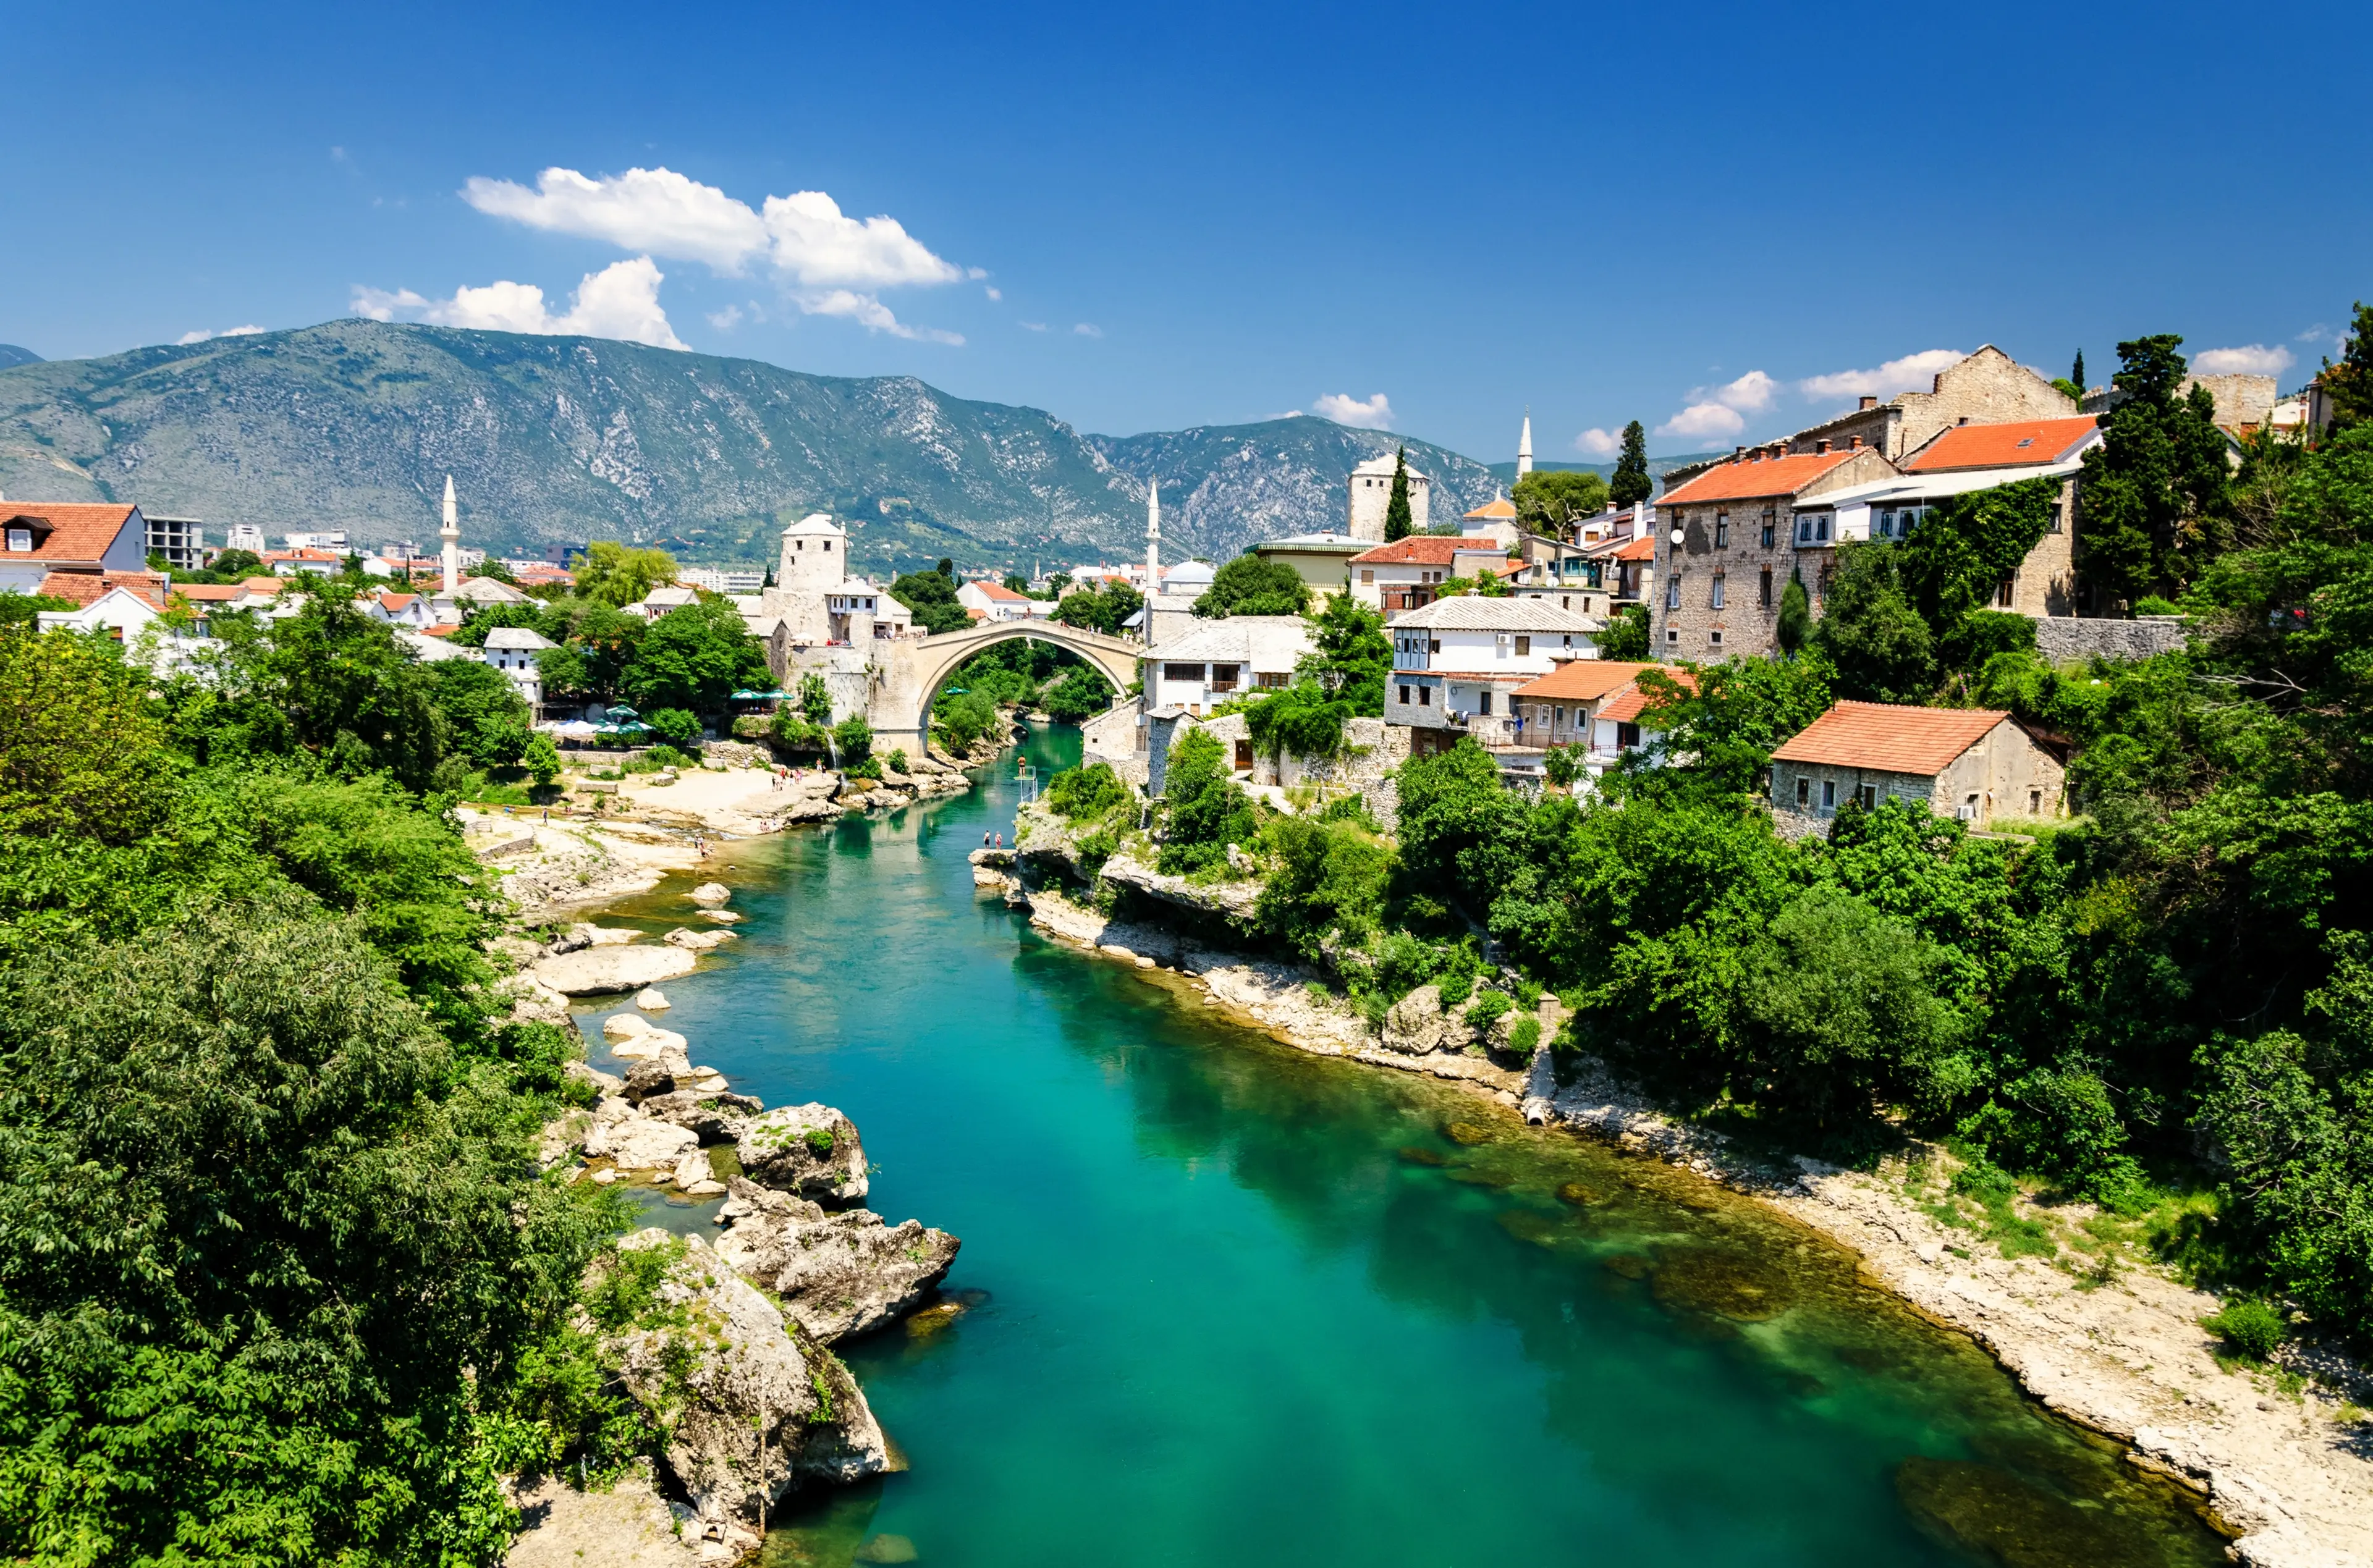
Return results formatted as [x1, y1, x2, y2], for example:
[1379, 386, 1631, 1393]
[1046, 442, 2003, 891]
[6, 0, 2364, 463]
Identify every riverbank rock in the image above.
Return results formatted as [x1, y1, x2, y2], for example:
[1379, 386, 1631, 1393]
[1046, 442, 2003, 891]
[1381, 985, 1453, 1055]
[604, 1011, 652, 1040]
[592, 1231, 887, 1551]
[609, 1026, 689, 1061]
[635, 986, 672, 1010]
[665, 926, 738, 951]
[714, 1178, 962, 1343]
[687, 883, 732, 905]
[737, 1104, 870, 1207]
[502, 1462, 704, 1568]
[535, 945, 700, 996]
[638, 1086, 764, 1144]
[584, 1101, 701, 1171]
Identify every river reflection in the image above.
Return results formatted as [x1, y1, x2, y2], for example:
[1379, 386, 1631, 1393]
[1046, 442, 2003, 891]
[593, 728, 2223, 1568]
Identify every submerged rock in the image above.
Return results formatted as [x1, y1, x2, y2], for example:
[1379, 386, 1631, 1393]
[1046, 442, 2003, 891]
[592, 1230, 886, 1551]
[1396, 1146, 1448, 1167]
[1443, 1121, 1492, 1145]
[665, 926, 738, 951]
[1555, 1182, 1605, 1207]
[715, 1179, 960, 1344]
[738, 1104, 871, 1207]
[535, 944, 700, 996]
[1649, 1250, 1793, 1323]
[854, 1535, 918, 1564]
[1895, 1456, 2159, 1568]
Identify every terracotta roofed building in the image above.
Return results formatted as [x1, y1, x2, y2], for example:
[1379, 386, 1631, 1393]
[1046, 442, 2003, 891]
[1767, 699, 2064, 838]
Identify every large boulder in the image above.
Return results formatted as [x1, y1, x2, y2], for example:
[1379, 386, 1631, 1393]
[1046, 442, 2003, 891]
[687, 882, 732, 906]
[1380, 984, 1454, 1055]
[535, 945, 699, 996]
[639, 1087, 763, 1144]
[585, 1105, 701, 1171]
[737, 1104, 869, 1207]
[664, 927, 737, 951]
[593, 1231, 886, 1553]
[714, 1177, 960, 1343]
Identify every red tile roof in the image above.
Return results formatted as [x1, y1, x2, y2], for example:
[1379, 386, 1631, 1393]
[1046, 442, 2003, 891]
[976, 581, 1029, 601]
[1770, 701, 2012, 777]
[1612, 534, 1657, 562]
[1658, 449, 1861, 506]
[1902, 416, 2100, 473]
[378, 591, 419, 610]
[2, 503, 142, 567]
[169, 582, 247, 602]
[37, 570, 167, 608]
[240, 576, 286, 594]
[1512, 660, 1664, 702]
[1350, 536, 1463, 565]
[1463, 497, 1518, 520]
[1594, 669, 1698, 725]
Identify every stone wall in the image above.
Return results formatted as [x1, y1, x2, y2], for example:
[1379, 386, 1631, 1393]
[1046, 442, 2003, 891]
[780, 646, 876, 722]
[1141, 712, 1408, 830]
[1786, 347, 2076, 462]
[2008, 476, 2080, 617]
[1768, 719, 2066, 840]
[2031, 615, 2189, 664]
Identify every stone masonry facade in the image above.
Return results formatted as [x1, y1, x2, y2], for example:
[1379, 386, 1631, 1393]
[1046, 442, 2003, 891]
[1787, 346, 2078, 462]
[1768, 720, 2066, 841]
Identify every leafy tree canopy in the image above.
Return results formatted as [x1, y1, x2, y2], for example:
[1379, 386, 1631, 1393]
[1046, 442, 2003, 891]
[572, 541, 679, 608]
[1512, 470, 1609, 535]
[1194, 553, 1309, 619]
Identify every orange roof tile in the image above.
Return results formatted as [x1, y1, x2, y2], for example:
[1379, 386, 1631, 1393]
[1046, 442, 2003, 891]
[169, 582, 247, 602]
[1902, 416, 2099, 473]
[2, 503, 142, 567]
[977, 581, 1029, 601]
[1658, 449, 1861, 506]
[1350, 536, 1463, 565]
[378, 591, 418, 610]
[1769, 701, 2012, 776]
[37, 570, 167, 609]
[1594, 669, 1698, 725]
[1612, 534, 1656, 561]
[240, 576, 286, 593]
[1512, 660, 1664, 702]
[420, 623, 462, 638]
[1463, 497, 1518, 520]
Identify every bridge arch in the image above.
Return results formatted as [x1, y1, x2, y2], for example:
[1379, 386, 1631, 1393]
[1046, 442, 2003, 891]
[868, 619, 1143, 754]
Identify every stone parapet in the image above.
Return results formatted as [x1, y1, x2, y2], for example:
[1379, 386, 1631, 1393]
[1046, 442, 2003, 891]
[2031, 615, 2189, 664]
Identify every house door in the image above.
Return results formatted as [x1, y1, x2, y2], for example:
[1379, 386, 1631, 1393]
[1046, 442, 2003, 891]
[1234, 739, 1254, 771]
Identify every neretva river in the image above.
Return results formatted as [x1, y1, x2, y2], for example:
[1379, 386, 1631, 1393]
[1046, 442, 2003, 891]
[584, 727, 2224, 1568]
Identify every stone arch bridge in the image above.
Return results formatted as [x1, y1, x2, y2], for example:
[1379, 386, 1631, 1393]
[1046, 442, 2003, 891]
[868, 620, 1143, 754]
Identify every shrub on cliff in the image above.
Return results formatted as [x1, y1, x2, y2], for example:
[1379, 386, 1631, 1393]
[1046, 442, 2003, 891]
[1157, 728, 1254, 875]
[1046, 761, 1130, 821]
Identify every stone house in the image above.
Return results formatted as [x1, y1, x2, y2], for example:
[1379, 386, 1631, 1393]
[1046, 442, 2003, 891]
[1348, 536, 1460, 617]
[1507, 660, 1665, 754]
[1780, 345, 2079, 464]
[1384, 594, 1602, 756]
[1649, 444, 1897, 660]
[483, 625, 555, 708]
[1766, 700, 2065, 840]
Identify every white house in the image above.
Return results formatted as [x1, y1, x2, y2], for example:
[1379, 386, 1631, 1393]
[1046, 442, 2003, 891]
[482, 626, 554, 707]
[956, 580, 1051, 622]
[1382, 594, 1603, 755]
[0, 502, 150, 596]
[1141, 615, 1313, 717]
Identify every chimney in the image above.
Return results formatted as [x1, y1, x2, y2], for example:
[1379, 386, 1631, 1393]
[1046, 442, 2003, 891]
[1816, 437, 1832, 454]
[1733, 445, 1746, 462]
[1858, 395, 1878, 411]
[1849, 435, 1863, 450]
[1957, 416, 1970, 426]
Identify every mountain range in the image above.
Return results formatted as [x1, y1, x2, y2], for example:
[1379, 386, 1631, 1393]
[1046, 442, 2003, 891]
[0, 321, 1707, 573]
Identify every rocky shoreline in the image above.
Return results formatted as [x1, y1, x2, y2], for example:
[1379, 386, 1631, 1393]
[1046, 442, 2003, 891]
[977, 842, 2373, 1568]
[499, 890, 965, 1566]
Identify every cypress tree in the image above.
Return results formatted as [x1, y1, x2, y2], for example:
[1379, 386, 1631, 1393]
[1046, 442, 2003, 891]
[1777, 570, 1812, 657]
[1384, 447, 1414, 542]
[2073, 350, 2086, 395]
[1610, 420, 1652, 510]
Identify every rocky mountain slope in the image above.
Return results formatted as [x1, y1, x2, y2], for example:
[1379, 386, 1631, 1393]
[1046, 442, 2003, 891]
[0, 321, 1507, 573]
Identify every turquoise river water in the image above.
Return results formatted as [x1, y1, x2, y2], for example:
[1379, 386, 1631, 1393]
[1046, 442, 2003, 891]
[582, 727, 2227, 1568]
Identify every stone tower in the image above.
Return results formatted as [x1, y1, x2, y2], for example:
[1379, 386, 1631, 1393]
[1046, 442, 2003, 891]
[777, 513, 847, 592]
[439, 474, 460, 592]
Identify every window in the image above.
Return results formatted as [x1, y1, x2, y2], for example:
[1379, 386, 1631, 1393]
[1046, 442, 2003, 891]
[1714, 513, 1729, 547]
[1856, 783, 1877, 811]
[1163, 663, 1203, 682]
[1709, 630, 1724, 646]
[1817, 514, 1832, 542]
[1995, 574, 2016, 608]
[1478, 689, 1493, 715]
[1553, 704, 1566, 727]
[2049, 503, 2064, 534]
[1257, 670, 1290, 689]
[1709, 575, 1725, 610]
[1666, 628, 1680, 643]
[1514, 634, 1531, 655]
[4, 528, 28, 552]
[1795, 776, 1810, 807]
[1666, 576, 1681, 609]
[1418, 685, 1431, 706]
[1761, 508, 1777, 547]
[1759, 565, 1772, 607]
[1821, 779, 1837, 811]
[1398, 684, 1411, 706]
[1617, 722, 1641, 748]
[1796, 515, 1814, 545]
[1209, 663, 1241, 692]
[1360, 568, 1375, 584]
[824, 541, 832, 552]
[2029, 788, 2042, 814]
[1430, 639, 1441, 654]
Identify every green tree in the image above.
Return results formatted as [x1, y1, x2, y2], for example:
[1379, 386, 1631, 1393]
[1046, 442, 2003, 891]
[648, 707, 702, 748]
[798, 671, 834, 724]
[627, 599, 766, 715]
[572, 541, 679, 608]
[2315, 302, 2373, 432]
[1775, 571, 1811, 657]
[1243, 681, 1352, 762]
[425, 658, 533, 770]
[2073, 349, 2085, 394]
[1053, 580, 1143, 635]
[889, 567, 971, 634]
[1193, 553, 1309, 618]
[537, 641, 590, 700]
[1810, 542, 1935, 701]
[1609, 421, 1653, 510]
[208, 548, 264, 581]
[451, 599, 558, 647]
[523, 731, 562, 788]
[1512, 470, 1609, 536]
[1298, 590, 1390, 714]
[1384, 447, 1415, 542]
[831, 714, 873, 765]
[1156, 728, 1255, 874]
[2077, 335, 2236, 604]
[1041, 665, 1115, 722]
[1596, 602, 1650, 660]
[934, 689, 1002, 751]
[0, 629, 167, 844]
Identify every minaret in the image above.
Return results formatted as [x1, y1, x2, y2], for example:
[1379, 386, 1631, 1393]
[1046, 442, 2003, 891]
[1145, 476, 1161, 582]
[1517, 410, 1534, 476]
[439, 474, 460, 592]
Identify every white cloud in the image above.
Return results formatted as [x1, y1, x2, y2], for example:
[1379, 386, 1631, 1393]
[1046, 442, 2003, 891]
[1709, 369, 1777, 413]
[2296, 323, 2332, 343]
[707, 305, 743, 330]
[1072, 322, 1103, 338]
[1656, 402, 1746, 441]
[1313, 392, 1394, 430]
[1267, 409, 1306, 421]
[1798, 348, 1961, 403]
[350, 256, 687, 350]
[1018, 321, 1047, 332]
[984, 285, 1002, 301]
[794, 289, 962, 345]
[176, 324, 266, 345]
[1572, 427, 1622, 458]
[2193, 343, 2295, 375]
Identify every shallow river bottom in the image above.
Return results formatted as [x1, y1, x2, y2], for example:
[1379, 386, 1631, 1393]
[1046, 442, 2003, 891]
[585, 728, 2226, 1568]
